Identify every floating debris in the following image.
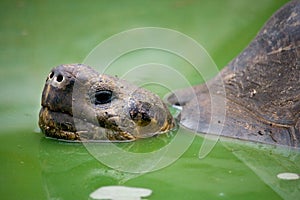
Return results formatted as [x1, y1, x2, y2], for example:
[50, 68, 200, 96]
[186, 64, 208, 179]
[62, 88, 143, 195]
[90, 186, 152, 200]
[277, 172, 299, 180]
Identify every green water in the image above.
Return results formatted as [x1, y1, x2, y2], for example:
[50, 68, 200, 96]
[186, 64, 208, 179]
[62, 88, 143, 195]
[1, 0, 299, 199]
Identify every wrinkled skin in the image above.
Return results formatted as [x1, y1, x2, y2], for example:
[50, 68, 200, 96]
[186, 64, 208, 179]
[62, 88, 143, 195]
[167, 0, 300, 147]
[39, 64, 174, 141]
[39, 1, 299, 147]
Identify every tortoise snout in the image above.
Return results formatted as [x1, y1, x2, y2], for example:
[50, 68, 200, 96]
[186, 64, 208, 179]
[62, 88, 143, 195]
[41, 65, 76, 114]
[46, 68, 70, 89]
[48, 70, 64, 83]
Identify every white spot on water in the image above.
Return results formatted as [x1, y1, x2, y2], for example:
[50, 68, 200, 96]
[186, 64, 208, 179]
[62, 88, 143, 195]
[277, 172, 299, 180]
[90, 186, 152, 200]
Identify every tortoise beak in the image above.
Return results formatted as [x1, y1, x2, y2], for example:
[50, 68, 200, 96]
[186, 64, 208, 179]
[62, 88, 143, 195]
[41, 65, 76, 115]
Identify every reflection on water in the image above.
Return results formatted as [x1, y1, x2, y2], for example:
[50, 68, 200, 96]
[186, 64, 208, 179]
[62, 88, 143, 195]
[39, 132, 300, 200]
[39, 127, 194, 199]
[221, 138, 300, 200]
[39, 137, 140, 199]
[82, 127, 195, 174]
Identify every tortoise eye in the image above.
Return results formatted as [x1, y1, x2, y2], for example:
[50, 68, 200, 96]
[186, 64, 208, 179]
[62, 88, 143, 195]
[94, 90, 113, 104]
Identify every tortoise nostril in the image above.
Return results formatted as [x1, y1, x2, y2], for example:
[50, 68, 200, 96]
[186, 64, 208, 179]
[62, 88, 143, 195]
[49, 71, 54, 79]
[56, 74, 64, 82]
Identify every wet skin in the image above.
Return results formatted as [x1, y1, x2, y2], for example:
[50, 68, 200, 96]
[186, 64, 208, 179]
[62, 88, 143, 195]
[39, 64, 174, 141]
[39, 1, 299, 147]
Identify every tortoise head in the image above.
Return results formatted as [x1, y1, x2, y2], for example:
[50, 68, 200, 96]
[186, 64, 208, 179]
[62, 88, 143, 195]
[39, 64, 174, 141]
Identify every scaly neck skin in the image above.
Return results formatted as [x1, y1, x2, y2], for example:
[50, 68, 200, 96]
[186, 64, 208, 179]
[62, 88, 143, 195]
[221, 0, 300, 127]
[168, 1, 300, 147]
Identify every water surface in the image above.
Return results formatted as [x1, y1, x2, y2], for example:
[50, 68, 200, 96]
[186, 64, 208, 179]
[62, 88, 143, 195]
[1, 0, 298, 199]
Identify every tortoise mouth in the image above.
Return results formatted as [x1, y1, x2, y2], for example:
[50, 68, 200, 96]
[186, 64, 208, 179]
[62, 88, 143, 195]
[39, 106, 79, 141]
[39, 106, 137, 142]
